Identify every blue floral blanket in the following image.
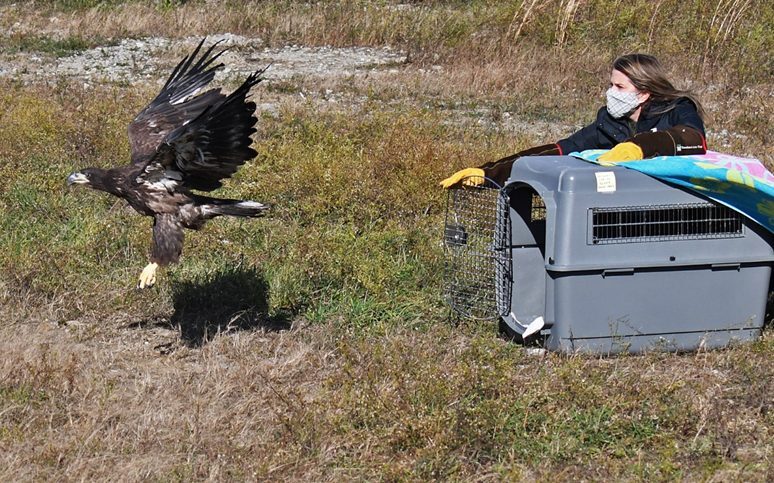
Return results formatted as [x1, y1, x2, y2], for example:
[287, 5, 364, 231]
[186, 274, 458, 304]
[571, 150, 774, 233]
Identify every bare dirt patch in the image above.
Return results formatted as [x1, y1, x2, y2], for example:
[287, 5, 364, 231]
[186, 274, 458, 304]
[0, 33, 407, 85]
[0, 33, 577, 141]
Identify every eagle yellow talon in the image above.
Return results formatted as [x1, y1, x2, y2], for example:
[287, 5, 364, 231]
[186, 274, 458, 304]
[137, 263, 158, 289]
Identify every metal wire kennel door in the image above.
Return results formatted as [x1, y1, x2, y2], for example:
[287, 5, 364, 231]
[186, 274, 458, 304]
[443, 176, 512, 320]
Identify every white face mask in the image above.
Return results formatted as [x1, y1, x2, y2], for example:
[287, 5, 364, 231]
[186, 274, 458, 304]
[606, 88, 642, 119]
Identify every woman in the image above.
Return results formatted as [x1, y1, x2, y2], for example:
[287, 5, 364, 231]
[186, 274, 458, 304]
[440, 53, 707, 188]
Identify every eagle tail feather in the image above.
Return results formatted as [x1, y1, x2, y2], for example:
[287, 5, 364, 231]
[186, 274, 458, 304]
[201, 199, 269, 219]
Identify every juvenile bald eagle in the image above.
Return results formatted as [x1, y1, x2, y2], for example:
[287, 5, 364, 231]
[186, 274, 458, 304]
[67, 39, 269, 288]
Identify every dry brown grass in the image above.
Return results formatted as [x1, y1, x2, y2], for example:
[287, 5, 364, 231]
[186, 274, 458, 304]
[0, 306, 771, 480]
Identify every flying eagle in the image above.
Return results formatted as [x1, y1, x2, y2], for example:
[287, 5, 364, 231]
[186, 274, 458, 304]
[67, 39, 269, 288]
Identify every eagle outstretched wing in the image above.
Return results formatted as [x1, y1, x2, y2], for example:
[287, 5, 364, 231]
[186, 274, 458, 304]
[128, 38, 227, 164]
[137, 68, 266, 192]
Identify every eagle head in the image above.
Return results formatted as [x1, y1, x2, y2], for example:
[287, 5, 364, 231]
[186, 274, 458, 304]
[67, 168, 101, 187]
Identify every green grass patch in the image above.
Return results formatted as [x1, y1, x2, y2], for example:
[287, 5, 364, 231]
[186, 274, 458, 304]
[1, 34, 108, 57]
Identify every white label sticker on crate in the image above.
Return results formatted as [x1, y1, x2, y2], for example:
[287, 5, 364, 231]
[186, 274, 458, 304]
[595, 171, 616, 193]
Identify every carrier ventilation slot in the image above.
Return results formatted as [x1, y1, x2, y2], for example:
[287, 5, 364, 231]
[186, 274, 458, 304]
[591, 203, 744, 244]
[531, 193, 546, 221]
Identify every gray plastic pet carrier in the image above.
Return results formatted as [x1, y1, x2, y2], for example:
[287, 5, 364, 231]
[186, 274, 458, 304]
[443, 156, 773, 354]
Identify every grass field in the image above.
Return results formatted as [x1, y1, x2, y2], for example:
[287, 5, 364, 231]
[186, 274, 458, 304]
[0, 1, 772, 480]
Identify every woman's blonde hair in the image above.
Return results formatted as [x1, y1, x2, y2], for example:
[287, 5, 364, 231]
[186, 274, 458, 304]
[613, 53, 705, 119]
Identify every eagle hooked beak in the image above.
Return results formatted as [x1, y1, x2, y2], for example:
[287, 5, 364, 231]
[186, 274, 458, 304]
[67, 172, 90, 186]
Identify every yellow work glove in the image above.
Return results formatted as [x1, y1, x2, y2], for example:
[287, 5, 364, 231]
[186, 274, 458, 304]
[439, 168, 485, 189]
[597, 142, 644, 165]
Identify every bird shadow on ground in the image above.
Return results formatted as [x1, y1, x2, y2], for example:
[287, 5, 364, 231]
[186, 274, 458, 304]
[168, 265, 290, 347]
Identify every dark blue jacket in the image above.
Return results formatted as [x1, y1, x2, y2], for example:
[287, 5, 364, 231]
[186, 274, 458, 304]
[557, 97, 705, 154]
[479, 97, 706, 185]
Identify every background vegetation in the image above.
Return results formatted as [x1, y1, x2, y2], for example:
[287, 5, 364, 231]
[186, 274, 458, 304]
[0, 0, 771, 480]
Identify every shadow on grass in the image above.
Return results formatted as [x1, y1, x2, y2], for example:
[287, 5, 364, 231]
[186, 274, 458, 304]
[170, 265, 290, 347]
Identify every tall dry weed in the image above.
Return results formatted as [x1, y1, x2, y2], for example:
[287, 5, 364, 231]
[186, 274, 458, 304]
[701, 0, 754, 76]
[555, 0, 582, 48]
